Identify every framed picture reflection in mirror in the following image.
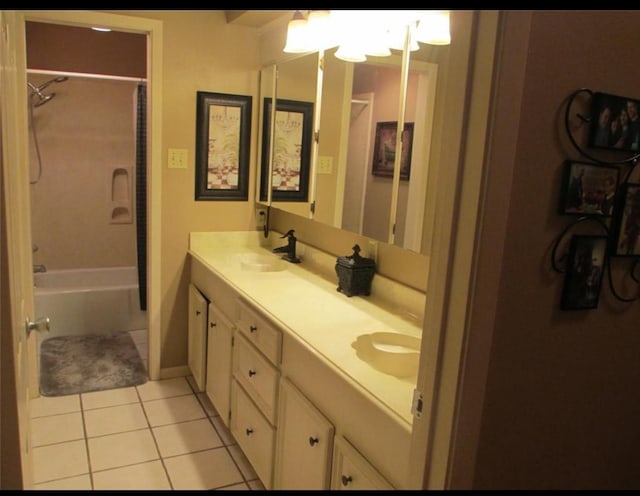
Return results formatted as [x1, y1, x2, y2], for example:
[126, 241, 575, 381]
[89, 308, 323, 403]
[260, 98, 314, 202]
[372, 121, 414, 180]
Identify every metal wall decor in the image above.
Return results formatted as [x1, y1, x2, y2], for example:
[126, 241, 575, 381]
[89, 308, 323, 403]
[551, 88, 640, 309]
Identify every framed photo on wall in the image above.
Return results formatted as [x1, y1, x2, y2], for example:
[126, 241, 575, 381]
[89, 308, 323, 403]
[559, 160, 620, 217]
[195, 91, 252, 201]
[611, 182, 640, 257]
[372, 121, 414, 180]
[259, 98, 314, 202]
[588, 91, 640, 152]
[560, 235, 608, 310]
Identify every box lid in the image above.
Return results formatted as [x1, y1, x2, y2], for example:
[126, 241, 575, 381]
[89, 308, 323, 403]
[336, 244, 375, 269]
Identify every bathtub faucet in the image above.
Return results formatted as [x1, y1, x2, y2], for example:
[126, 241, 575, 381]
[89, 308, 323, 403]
[33, 264, 47, 273]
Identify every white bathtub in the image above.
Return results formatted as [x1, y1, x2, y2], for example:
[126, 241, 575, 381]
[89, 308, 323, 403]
[34, 266, 147, 338]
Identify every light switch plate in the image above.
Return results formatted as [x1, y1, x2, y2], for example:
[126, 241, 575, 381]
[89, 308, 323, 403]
[317, 156, 333, 174]
[168, 148, 188, 169]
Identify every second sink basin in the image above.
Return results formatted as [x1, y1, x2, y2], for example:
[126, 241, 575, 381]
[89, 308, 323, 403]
[352, 331, 421, 378]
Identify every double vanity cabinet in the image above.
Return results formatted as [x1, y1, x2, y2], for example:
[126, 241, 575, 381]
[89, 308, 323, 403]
[187, 232, 424, 489]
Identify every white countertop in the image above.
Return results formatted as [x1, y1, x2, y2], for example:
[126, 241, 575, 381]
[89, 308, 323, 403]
[188, 231, 422, 425]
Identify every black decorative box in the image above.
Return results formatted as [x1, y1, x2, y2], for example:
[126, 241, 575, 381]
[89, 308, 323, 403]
[335, 244, 376, 297]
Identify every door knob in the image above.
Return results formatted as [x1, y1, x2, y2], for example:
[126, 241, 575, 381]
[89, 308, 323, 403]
[26, 316, 50, 337]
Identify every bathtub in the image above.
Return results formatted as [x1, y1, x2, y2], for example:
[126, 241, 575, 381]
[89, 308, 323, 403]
[34, 266, 147, 338]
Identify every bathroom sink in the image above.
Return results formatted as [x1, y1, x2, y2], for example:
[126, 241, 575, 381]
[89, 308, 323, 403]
[236, 254, 286, 273]
[352, 331, 421, 378]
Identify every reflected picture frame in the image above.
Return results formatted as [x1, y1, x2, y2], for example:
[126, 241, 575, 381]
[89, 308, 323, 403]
[260, 98, 314, 202]
[611, 182, 640, 257]
[195, 91, 252, 201]
[560, 235, 608, 310]
[559, 160, 620, 217]
[372, 121, 414, 180]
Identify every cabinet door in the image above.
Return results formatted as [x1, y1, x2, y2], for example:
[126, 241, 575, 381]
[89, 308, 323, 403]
[274, 377, 334, 489]
[331, 436, 393, 490]
[205, 301, 233, 426]
[230, 380, 275, 489]
[188, 283, 208, 392]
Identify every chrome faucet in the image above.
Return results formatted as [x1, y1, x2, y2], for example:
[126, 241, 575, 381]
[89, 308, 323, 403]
[273, 229, 301, 264]
[33, 264, 47, 273]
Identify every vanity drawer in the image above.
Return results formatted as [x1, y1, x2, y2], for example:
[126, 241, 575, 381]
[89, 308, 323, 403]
[236, 298, 282, 365]
[233, 332, 279, 424]
[230, 379, 275, 489]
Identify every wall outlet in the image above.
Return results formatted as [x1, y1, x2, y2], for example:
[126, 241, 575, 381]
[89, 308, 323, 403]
[368, 240, 378, 263]
[317, 156, 333, 174]
[256, 208, 267, 229]
[168, 148, 188, 169]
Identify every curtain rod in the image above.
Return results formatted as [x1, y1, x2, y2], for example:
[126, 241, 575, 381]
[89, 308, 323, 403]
[27, 68, 147, 84]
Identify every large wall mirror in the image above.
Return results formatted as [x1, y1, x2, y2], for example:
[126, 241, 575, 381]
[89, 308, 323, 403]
[258, 11, 452, 256]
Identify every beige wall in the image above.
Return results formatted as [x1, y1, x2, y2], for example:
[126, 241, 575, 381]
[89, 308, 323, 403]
[29, 76, 138, 270]
[99, 11, 263, 369]
[134, 11, 262, 369]
[460, 11, 640, 489]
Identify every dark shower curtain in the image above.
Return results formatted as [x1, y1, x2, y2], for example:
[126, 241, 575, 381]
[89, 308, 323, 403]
[135, 84, 147, 311]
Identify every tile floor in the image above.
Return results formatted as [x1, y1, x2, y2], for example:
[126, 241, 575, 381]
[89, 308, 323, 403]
[30, 330, 264, 490]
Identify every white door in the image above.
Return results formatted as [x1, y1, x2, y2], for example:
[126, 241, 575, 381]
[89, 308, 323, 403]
[1, 10, 39, 488]
[205, 301, 233, 426]
[188, 284, 208, 392]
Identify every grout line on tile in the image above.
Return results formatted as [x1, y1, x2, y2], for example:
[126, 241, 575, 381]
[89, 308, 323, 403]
[136, 380, 174, 490]
[32, 374, 264, 491]
[188, 376, 259, 488]
[79, 389, 95, 490]
[159, 443, 230, 461]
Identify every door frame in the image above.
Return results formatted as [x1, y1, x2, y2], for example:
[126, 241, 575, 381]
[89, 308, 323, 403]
[1, 10, 37, 487]
[407, 10, 501, 489]
[17, 10, 164, 391]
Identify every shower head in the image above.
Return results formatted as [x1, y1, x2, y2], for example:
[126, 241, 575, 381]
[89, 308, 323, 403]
[37, 76, 69, 92]
[27, 76, 68, 107]
[34, 93, 55, 107]
[27, 81, 53, 107]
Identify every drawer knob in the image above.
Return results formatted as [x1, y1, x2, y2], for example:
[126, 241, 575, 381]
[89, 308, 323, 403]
[308, 436, 319, 446]
[210, 322, 216, 328]
[195, 310, 201, 316]
[341, 475, 353, 486]
[246, 428, 254, 436]
[248, 369, 256, 377]
[250, 325, 257, 333]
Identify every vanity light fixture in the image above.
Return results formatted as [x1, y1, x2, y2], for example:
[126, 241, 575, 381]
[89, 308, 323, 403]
[414, 10, 451, 45]
[283, 10, 312, 53]
[283, 9, 451, 62]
